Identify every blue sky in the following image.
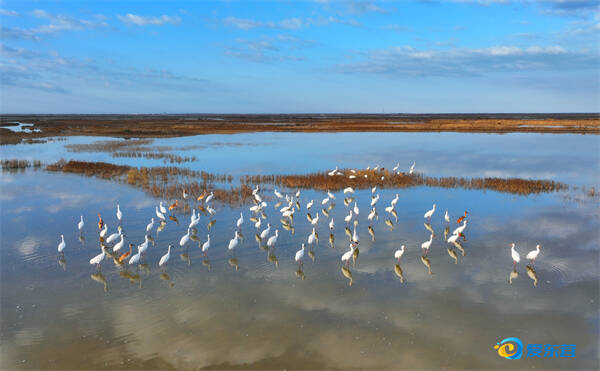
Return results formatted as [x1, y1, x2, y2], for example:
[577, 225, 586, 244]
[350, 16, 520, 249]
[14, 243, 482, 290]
[0, 0, 598, 113]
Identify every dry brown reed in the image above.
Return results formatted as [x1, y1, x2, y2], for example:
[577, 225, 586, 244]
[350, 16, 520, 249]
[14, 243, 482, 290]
[1, 159, 42, 170]
[112, 151, 197, 164]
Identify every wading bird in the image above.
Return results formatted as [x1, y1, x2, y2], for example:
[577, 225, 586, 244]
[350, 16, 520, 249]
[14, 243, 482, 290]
[457, 211, 468, 224]
[78, 216, 84, 232]
[159, 245, 172, 267]
[394, 245, 405, 263]
[510, 243, 520, 266]
[201, 235, 210, 255]
[424, 204, 436, 221]
[267, 230, 279, 248]
[89, 246, 107, 268]
[113, 234, 125, 252]
[116, 204, 122, 222]
[526, 244, 541, 264]
[118, 244, 133, 263]
[58, 234, 66, 253]
[229, 231, 240, 251]
[295, 243, 305, 266]
[421, 234, 433, 255]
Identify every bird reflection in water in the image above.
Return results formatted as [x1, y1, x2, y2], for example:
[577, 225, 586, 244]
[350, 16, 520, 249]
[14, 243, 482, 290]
[352, 246, 360, 267]
[368, 226, 376, 241]
[345, 227, 352, 240]
[508, 268, 519, 285]
[385, 219, 394, 230]
[58, 255, 67, 271]
[78, 234, 85, 246]
[341, 266, 353, 286]
[120, 270, 142, 288]
[308, 246, 316, 263]
[160, 272, 175, 287]
[390, 209, 398, 222]
[526, 265, 538, 287]
[295, 267, 305, 280]
[90, 272, 108, 292]
[329, 233, 335, 249]
[267, 249, 279, 268]
[394, 264, 405, 283]
[168, 215, 179, 224]
[180, 251, 191, 266]
[444, 226, 449, 241]
[453, 241, 466, 256]
[156, 221, 166, 238]
[207, 219, 216, 231]
[202, 257, 211, 271]
[424, 222, 435, 237]
[228, 257, 239, 271]
[421, 255, 432, 275]
[447, 247, 458, 264]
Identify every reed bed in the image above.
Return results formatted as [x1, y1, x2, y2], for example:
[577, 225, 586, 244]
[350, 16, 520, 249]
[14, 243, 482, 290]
[112, 151, 197, 164]
[1, 159, 42, 170]
[65, 139, 154, 152]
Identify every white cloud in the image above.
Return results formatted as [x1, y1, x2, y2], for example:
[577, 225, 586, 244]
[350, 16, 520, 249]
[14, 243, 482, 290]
[0, 8, 18, 16]
[117, 13, 181, 26]
[223, 16, 360, 30]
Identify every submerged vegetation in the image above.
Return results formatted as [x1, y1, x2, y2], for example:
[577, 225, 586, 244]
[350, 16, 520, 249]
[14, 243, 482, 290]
[1, 159, 43, 170]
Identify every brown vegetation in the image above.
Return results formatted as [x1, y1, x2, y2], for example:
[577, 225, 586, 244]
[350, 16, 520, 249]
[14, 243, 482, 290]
[1, 113, 598, 144]
[1, 159, 42, 170]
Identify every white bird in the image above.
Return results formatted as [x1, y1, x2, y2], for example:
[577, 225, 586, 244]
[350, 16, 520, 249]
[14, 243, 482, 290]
[327, 190, 335, 199]
[266, 230, 279, 248]
[322, 197, 330, 205]
[113, 234, 125, 252]
[394, 245, 405, 262]
[99, 223, 108, 238]
[353, 202, 359, 215]
[453, 220, 468, 235]
[385, 205, 394, 213]
[116, 204, 122, 222]
[295, 190, 301, 198]
[202, 235, 211, 254]
[343, 187, 354, 194]
[295, 243, 305, 264]
[329, 218, 335, 230]
[236, 212, 244, 228]
[206, 205, 216, 216]
[341, 244, 355, 265]
[306, 200, 314, 210]
[352, 225, 359, 244]
[274, 189, 283, 199]
[129, 248, 141, 265]
[311, 213, 319, 225]
[159, 201, 167, 215]
[421, 234, 433, 254]
[228, 231, 240, 251]
[444, 209, 450, 223]
[282, 208, 295, 218]
[447, 232, 460, 244]
[308, 228, 317, 245]
[371, 194, 379, 207]
[89, 246, 107, 267]
[159, 245, 172, 267]
[526, 244, 541, 263]
[138, 235, 149, 255]
[391, 194, 399, 208]
[344, 210, 353, 223]
[179, 228, 191, 247]
[260, 223, 271, 239]
[424, 203, 436, 220]
[146, 218, 154, 233]
[105, 226, 122, 244]
[328, 167, 339, 176]
[58, 234, 66, 252]
[392, 162, 400, 172]
[156, 206, 166, 221]
[409, 162, 416, 174]
[368, 208, 377, 221]
[255, 217, 261, 229]
[189, 213, 200, 229]
[371, 186, 377, 193]
[205, 192, 214, 203]
[182, 189, 188, 199]
[510, 243, 520, 265]
[78, 216, 84, 232]
[349, 175, 356, 179]
[254, 193, 263, 203]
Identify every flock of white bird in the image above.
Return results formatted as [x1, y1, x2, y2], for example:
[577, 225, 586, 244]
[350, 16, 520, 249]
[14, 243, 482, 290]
[56, 161, 542, 281]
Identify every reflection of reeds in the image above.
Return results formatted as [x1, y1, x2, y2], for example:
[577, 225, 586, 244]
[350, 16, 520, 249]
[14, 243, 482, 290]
[1, 159, 42, 170]
[113, 151, 197, 164]
[47, 160, 130, 179]
[248, 169, 568, 195]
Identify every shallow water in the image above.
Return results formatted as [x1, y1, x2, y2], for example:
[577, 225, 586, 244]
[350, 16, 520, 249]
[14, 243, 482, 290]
[1, 132, 599, 369]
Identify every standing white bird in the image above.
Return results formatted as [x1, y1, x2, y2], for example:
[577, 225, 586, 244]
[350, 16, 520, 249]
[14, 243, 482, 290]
[129, 247, 141, 265]
[311, 213, 319, 225]
[295, 189, 301, 198]
[353, 202, 359, 215]
[145, 217, 155, 233]
[236, 212, 244, 228]
[341, 244, 355, 265]
[58, 234, 66, 252]
[343, 187, 354, 194]
[116, 204, 122, 222]
[159, 201, 167, 215]
[106, 226, 122, 244]
[409, 162, 416, 174]
[255, 217, 261, 229]
[344, 210, 353, 223]
[327, 190, 335, 199]
[329, 218, 335, 230]
[371, 194, 379, 207]
[328, 167, 339, 176]
[89, 246, 107, 267]
[138, 235, 149, 255]
[352, 225, 359, 244]
[78, 216, 84, 232]
[368, 208, 376, 221]
[392, 162, 400, 172]
[182, 189, 188, 199]
[229, 231, 240, 250]
[113, 234, 125, 252]
[274, 189, 283, 199]
[156, 206, 166, 222]
[526, 244, 541, 264]
[391, 194, 399, 208]
[322, 197, 330, 205]
[510, 243, 520, 266]
[444, 209, 450, 223]
[202, 235, 211, 254]
[295, 243, 305, 265]
[205, 192, 214, 203]
[394, 245, 405, 262]
[306, 200, 314, 210]
[424, 204, 436, 220]
[371, 186, 377, 193]
[447, 232, 460, 244]
[267, 230, 279, 248]
[159, 245, 172, 267]
[453, 220, 468, 235]
[421, 234, 433, 254]
[308, 228, 317, 245]
[260, 223, 271, 239]
[179, 228, 191, 248]
[99, 223, 108, 238]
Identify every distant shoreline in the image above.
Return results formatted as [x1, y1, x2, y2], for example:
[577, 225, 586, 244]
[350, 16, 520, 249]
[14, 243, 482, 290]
[1, 113, 598, 144]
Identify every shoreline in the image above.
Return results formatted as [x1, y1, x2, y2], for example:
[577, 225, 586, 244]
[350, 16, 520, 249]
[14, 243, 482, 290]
[1, 113, 599, 144]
